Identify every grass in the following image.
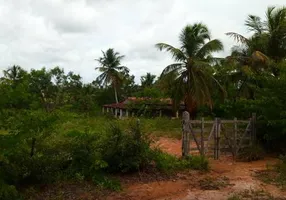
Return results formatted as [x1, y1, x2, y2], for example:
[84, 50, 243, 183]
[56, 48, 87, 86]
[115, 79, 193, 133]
[227, 189, 286, 200]
[58, 115, 182, 139]
[199, 176, 231, 190]
[254, 156, 286, 190]
[1, 111, 209, 200]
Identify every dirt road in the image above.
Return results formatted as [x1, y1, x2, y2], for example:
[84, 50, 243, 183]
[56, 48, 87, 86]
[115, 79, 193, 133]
[108, 137, 286, 200]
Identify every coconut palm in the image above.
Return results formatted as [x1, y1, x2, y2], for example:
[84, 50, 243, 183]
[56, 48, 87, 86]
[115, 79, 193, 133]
[226, 6, 286, 75]
[156, 23, 224, 117]
[95, 48, 129, 103]
[3, 65, 26, 82]
[140, 73, 156, 88]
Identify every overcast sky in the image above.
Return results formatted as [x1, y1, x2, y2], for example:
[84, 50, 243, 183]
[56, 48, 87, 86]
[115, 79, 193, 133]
[0, 0, 285, 83]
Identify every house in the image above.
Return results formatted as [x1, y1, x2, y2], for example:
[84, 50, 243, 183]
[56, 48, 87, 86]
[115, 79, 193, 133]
[102, 97, 185, 118]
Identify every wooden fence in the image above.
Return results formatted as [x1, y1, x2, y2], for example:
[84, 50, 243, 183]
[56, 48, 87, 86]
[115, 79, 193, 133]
[182, 111, 256, 160]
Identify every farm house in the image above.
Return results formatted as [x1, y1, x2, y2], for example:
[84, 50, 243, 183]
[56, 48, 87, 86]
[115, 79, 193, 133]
[102, 97, 185, 118]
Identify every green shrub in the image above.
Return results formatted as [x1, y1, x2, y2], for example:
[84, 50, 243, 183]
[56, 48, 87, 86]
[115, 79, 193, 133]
[92, 174, 121, 191]
[100, 122, 153, 172]
[275, 155, 286, 187]
[152, 150, 209, 173]
[0, 181, 19, 200]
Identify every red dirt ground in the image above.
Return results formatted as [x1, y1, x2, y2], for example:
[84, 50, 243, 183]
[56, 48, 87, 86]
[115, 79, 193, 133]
[107, 137, 286, 200]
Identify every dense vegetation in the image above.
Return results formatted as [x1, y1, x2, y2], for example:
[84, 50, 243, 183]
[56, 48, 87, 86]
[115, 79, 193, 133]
[1, 5, 286, 199]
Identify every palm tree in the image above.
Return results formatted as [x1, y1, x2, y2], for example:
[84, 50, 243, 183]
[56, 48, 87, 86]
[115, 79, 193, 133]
[140, 73, 156, 88]
[226, 6, 286, 75]
[156, 23, 224, 117]
[95, 48, 129, 103]
[3, 65, 26, 82]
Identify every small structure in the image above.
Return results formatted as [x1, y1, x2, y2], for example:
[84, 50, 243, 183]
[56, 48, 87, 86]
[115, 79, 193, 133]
[102, 97, 185, 118]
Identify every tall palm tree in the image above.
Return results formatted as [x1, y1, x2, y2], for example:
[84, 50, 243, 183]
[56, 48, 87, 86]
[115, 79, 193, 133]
[156, 23, 224, 117]
[226, 6, 286, 75]
[3, 65, 26, 82]
[140, 73, 156, 88]
[95, 48, 129, 103]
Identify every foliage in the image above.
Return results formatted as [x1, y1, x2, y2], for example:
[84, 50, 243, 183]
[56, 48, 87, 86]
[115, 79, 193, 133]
[140, 73, 156, 88]
[156, 23, 225, 117]
[237, 144, 265, 162]
[199, 176, 230, 190]
[227, 189, 285, 200]
[95, 48, 129, 103]
[152, 151, 209, 173]
[0, 110, 206, 199]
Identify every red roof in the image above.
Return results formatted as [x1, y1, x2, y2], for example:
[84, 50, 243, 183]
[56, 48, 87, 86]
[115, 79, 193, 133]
[103, 97, 176, 109]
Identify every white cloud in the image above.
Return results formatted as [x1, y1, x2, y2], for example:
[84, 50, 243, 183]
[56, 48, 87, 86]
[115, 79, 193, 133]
[0, 0, 285, 83]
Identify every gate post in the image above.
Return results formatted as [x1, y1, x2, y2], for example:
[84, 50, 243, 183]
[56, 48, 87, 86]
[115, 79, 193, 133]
[214, 118, 221, 160]
[201, 117, 205, 156]
[251, 113, 256, 145]
[182, 111, 190, 157]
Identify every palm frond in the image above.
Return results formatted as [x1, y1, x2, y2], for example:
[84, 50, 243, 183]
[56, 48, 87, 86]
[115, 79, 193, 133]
[226, 32, 249, 44]
[195, 39, 224, 59]
[155, 43, 186, 62]
[161, 63, 184, 76]
[245, 15, 265, 34]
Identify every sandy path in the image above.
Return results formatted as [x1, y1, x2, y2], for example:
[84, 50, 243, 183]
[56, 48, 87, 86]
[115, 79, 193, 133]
[108, 137, 286, 200]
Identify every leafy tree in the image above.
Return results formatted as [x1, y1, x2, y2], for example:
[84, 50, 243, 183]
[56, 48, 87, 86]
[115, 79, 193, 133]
[226, 6, 286, 76]
[95, 48, 129, 103]
[156, 23, 224, 117]
[140, 73, 156, 88]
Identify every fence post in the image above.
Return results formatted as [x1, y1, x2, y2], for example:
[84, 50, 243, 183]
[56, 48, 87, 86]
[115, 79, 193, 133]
[252, 113, 256, 145]
[214, 118, 221, 160]
[182, 111, 190, 157]
[217, 118, 221, 159]
[214, 118, 218, 160]
[201, 117, 205, 156]
[234, 117, 237, 159]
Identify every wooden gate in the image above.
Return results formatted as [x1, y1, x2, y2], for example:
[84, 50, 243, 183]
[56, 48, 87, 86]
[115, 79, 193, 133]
[182, 111, 256, 160]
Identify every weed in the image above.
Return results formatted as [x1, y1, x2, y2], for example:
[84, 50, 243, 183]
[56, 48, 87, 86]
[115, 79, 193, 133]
[237, 144, 265, 162]
[227, 189, 286, 200]
[199, 176, 231, 190]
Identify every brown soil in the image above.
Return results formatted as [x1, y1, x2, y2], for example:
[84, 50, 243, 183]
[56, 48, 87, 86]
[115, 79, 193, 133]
[107, 137, 286, 200]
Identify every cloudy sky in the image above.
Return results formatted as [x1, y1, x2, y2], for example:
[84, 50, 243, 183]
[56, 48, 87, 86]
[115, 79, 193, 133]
[0, 0, 285, 83]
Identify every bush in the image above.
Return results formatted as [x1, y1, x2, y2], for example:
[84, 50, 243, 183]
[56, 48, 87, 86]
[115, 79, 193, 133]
[0, 111, 209, 199]
[0, 181, 19, 200]
[237, 144, 265, 162]
[100, 121, 153, 172]
[152, 150, 209, 173]
[276, 155, 286, 186]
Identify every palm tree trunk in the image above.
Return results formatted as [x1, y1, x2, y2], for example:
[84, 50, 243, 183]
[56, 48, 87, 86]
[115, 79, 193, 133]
[114, 86, 119, 103]
[184, 95, 197, 119]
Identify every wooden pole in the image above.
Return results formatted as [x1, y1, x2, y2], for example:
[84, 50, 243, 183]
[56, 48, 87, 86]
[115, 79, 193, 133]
[217, 118, 221, 159]
[182, 111, 190, 157]
[252, 113, 256, 145]
[214, 118, 218, 160]
[234, 117, 237, 159]
[201, 117, 205, 156]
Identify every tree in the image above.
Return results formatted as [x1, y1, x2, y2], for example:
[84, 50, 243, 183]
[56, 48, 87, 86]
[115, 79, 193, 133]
[156, 23, 224, 117]
[3, 65, 27, 85]
[226, 6, 286, 76]
[95, 48, 129, 103]
[140, 73, 156, 88]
